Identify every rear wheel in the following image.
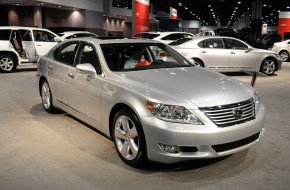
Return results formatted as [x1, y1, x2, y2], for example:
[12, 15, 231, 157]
[193, 58, 204, 67]
[279, 50, 289, 62]
[41, 80, 57, 113]
[112, 109, 147, 167]
[0, 54, 17, 73]
[260, 58, 276, 76]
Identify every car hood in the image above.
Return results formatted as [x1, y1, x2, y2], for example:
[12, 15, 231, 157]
[117, 67, 254, 108]
[253, 48, 276, 54]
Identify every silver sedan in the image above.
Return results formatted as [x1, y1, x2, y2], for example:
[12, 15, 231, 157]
[37, 38, 266, 167]
[170, 36, 282, 75]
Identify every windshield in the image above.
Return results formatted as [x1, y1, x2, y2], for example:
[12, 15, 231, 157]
[101, 43, 193, 71]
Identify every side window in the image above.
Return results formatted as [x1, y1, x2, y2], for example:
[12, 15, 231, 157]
[199, 39, 224, 48]
[225, 39, 248, 50]
[19, 30, 32, 41]
[0, 29, 11, 40]
[33, 30, 56, 42]
[54, 42, 79, 66]
[77, 43, 101, 74]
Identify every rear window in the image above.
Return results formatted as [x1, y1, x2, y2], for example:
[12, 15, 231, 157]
[169, 38, 193, 46]
[0, 29, 11, 40]
[140, 33, 160, 39]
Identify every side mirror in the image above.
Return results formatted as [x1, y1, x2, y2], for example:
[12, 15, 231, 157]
[54, 37, 62, 42]
[245, 47, 253, 53]
[76, 64, 96, 76]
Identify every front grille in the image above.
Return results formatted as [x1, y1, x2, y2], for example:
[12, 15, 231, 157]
[200, 98, 256, 127]
[212, 132, 260, 153]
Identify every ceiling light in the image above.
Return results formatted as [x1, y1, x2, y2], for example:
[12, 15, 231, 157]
[185, 7, 188, 10]
[238, 1, 241, 4]
[178, 3, 182, 6]
[208, 5, 211, 7]
[235, 7, 238, 9]
[58, 5, 61, 8]
[287, 6, 290, 9]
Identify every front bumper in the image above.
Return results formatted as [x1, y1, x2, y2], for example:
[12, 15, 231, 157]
[141, 104, 266, 164]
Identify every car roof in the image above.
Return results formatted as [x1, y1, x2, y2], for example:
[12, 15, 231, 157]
[60, 31, 95, 34]
[64, 37, 159, 45]
[0, 26, 50, 30]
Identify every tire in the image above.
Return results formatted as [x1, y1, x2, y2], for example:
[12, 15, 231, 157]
[193, 58, 204, 67]
[279, 50, 289, 62]
[260, 58, 276, 76]
[41, 80, 57, 113]
[0, 54, 17, 73]
[112, 109, 147, 167]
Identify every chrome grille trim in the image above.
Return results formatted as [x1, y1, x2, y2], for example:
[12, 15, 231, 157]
[200, 98, 256, 127]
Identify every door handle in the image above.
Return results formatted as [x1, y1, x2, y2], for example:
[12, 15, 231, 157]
[200, 51, 207, 53]
[48, 66, 52, 71]
[68, 73, 75, 79]
[230, 52, 236, 54]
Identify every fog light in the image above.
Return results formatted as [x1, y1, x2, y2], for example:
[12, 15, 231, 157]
[159, 143, 180, 154]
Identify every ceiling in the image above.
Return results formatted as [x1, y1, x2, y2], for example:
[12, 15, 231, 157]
[151, 0, 290, 26]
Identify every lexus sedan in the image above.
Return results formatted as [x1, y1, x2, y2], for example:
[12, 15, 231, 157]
[37, 38, 266, 167]
[272, 40, 290, 62]
[170, 36, 282, 75]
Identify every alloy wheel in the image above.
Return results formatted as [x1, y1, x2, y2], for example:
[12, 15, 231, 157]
[279, 51, 289, 62]
[262, 59, 276, 75]
[0, 57, 14, 72]
[41, 82, 51, 110]
[114, 115, 139, 160]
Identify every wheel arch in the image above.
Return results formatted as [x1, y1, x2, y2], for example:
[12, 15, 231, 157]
[38, 76, 48, 96]
[261, 56, 278, 72]
[108, 103, 139, 140]
[0, 51, 19, 64]
[192, 57, 205, 67]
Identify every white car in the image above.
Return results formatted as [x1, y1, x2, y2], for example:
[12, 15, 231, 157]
[133, 32, 195, 44]
[0, 26, 61, 73]
[271, 40, 290, 62]
[59, 31, 98, 40]
[171, 36, 282, 76]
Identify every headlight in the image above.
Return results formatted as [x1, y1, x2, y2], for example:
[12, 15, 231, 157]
[254, 91, 261, 113]
[145, 101, 203, 125]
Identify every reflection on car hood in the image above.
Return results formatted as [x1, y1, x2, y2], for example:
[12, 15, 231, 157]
[117, 67, 253, 108]
[253, 48, 276, 54]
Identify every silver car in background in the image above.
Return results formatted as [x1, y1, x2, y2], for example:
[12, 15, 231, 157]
[37, 38, 266, 167]
[170, 36, 282, 75]
[271, 40, 290, 62]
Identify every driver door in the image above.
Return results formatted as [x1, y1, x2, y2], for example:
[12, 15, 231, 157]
[66, 42, 103, 125]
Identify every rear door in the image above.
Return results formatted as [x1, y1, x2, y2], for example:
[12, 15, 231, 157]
[47, 41, 80, 105]
[19, 29, 36, 62]
[224, 38, 258, 71]
[32, 29, 59, 60]
[196, 38, 229, 71]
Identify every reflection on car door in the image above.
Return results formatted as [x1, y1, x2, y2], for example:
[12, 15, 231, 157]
[224, 38, 259, 71]
[66, 42, 102, 125]
[48, 41, 79, 105]
[197, 38, 229, 71]
[33, 30, 58, 60]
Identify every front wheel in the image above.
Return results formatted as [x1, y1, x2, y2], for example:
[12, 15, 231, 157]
[113, 109, 147, 167]
[260, 58, 276, 76]
[0, 54, 17, 73]
[279, 50, 289, 62]
[41, 80, 57, 113]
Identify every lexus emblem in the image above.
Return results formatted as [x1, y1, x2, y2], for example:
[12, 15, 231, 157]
[233, 108, 243, 119]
